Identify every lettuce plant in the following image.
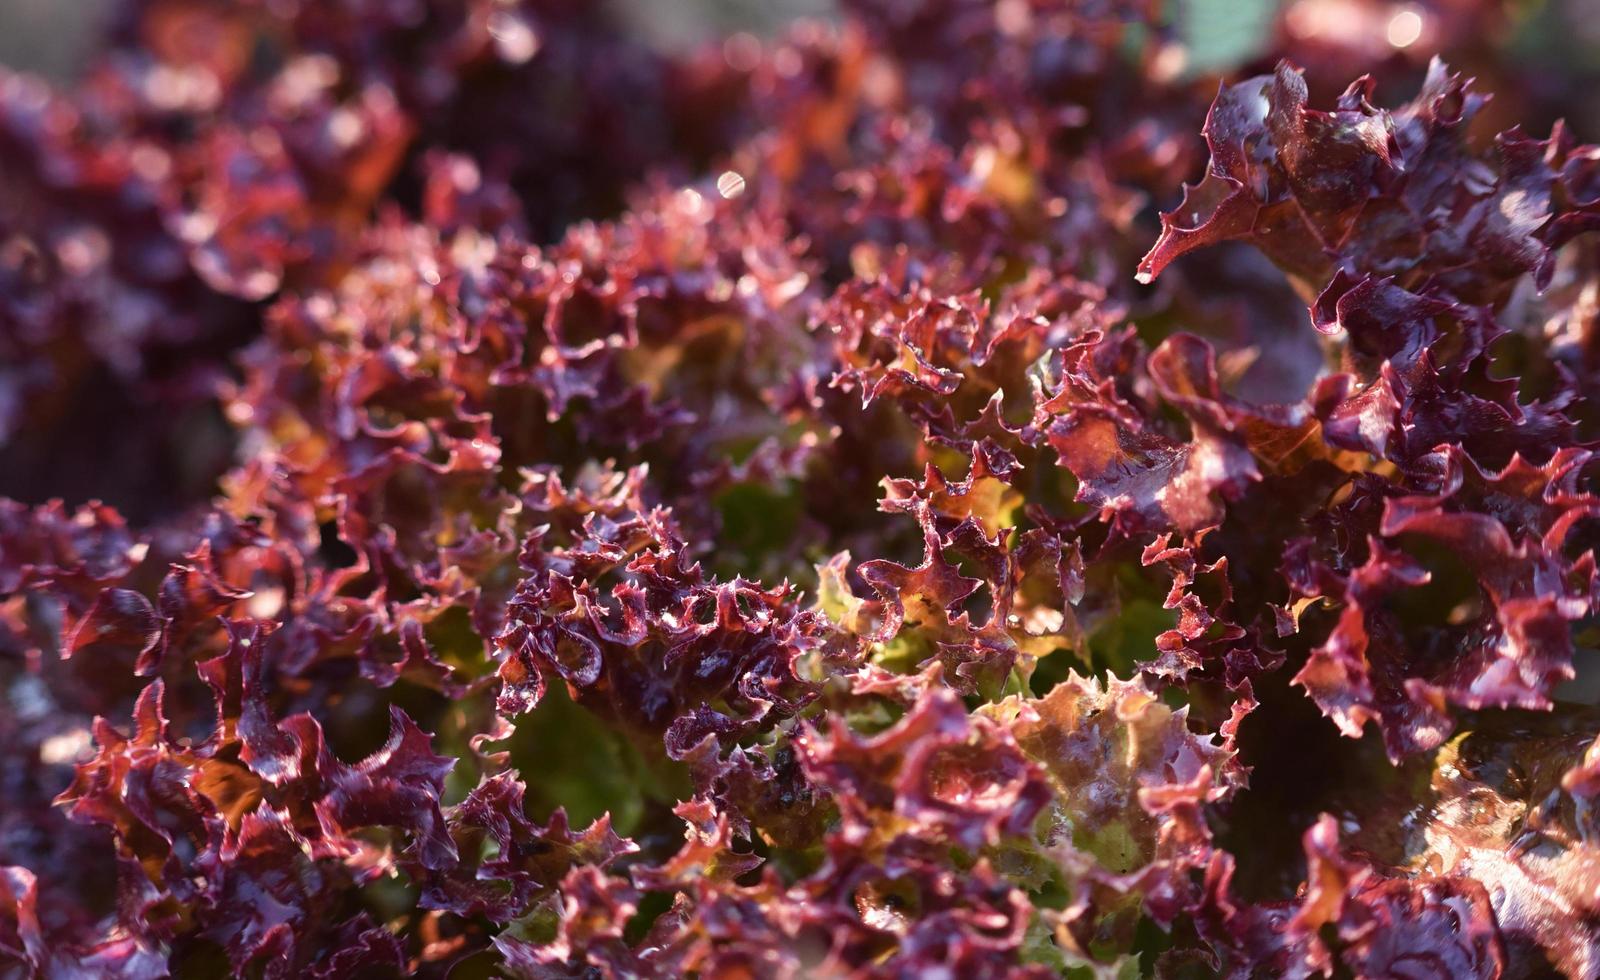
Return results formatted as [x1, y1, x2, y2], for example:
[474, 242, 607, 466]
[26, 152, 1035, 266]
[2, 1, 1599, 977]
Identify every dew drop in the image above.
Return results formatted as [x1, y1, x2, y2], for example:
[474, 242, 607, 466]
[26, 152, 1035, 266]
[1387, 9, 1424, 48]
[716, 170, 747, 200]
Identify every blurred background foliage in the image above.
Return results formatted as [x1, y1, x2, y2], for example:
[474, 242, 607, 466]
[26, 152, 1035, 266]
[4, 0, 1599, 138]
